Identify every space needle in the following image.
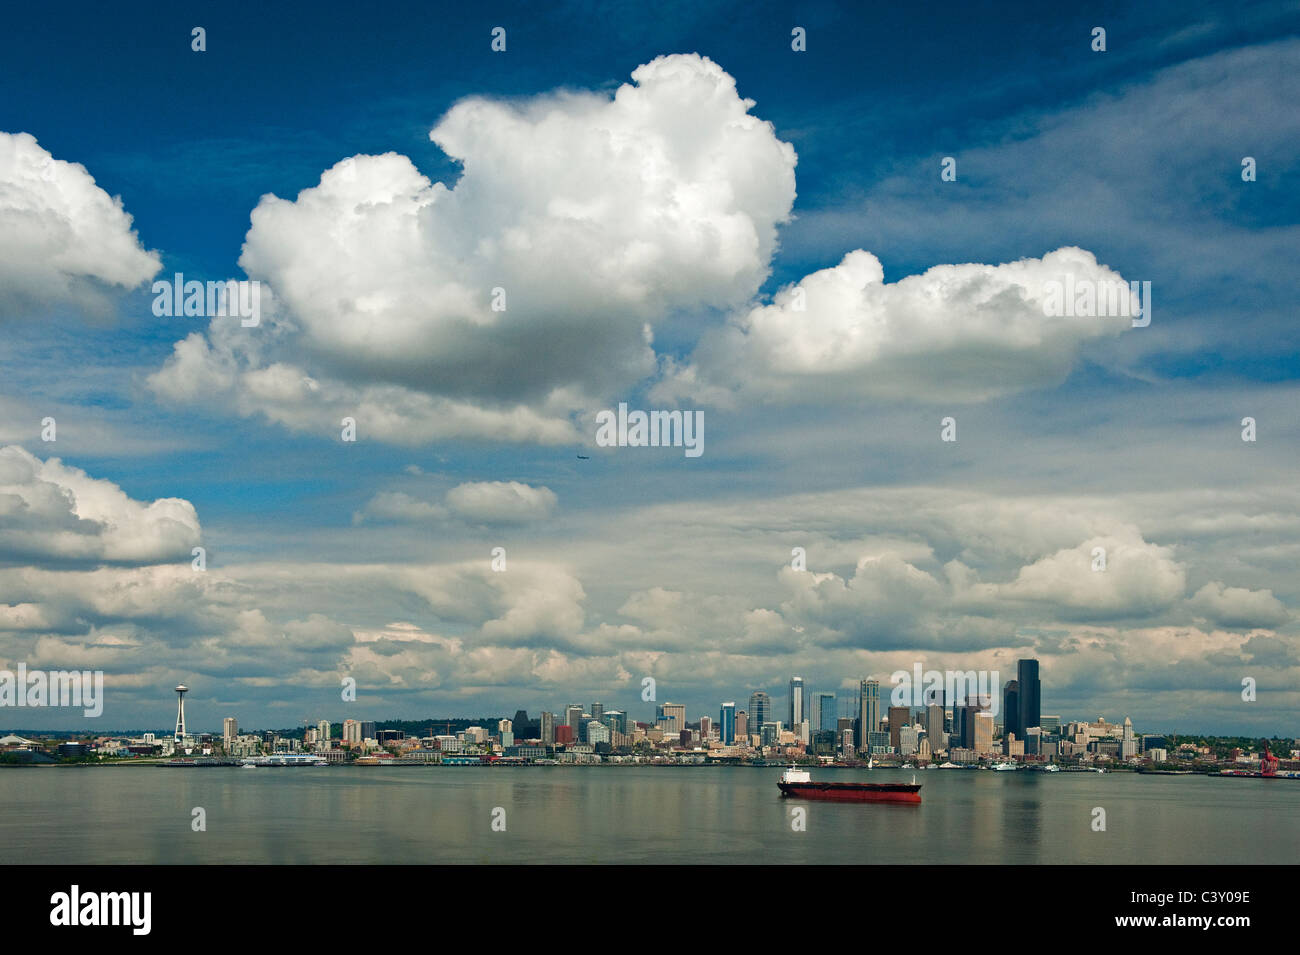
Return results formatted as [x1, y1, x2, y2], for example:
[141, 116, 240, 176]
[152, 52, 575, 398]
[174, 684, 188, 741]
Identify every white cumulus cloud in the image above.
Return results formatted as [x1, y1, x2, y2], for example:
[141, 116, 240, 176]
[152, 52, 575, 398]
[0, 446, 200, 564]
[0, 132, 160, 317]
[150, 54, 797, 443]
[656, 246, 1135, 405]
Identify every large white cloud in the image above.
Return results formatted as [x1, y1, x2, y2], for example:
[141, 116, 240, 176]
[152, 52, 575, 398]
[151, 54, 797, 443]
[0, 132, 160, 317]
[0, 446, 200, 564]
[655, 246, 1135, 405]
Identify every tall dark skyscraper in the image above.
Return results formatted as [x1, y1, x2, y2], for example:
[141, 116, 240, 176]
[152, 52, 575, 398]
[1017, 659, 1041, 735]
[1003, 679, 1020, 740]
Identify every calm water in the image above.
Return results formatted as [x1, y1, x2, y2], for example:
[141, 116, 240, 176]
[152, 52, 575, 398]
[3, 766, 1296, 864]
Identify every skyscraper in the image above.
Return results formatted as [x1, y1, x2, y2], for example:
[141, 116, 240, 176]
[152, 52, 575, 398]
[591, 702, 605, 722]
[1017, 659, 1041, 735]
[565, 704, 584, 736]
[974, 711, 995, 754]
[657, 702, 685, 734]
[719, 702, 737, 744]
[924, 703, 945, 754]
[1003, 679, 1020, 740]
[888, 705, 910, 752]
[540, 711, 555, 745]
[859, 680, 879, 751]
[222, 716, 237, 742]
[815, 692, 836, 734]
[788, 676, 805, 730]
[749, 692, 770, 734]
[604, 710, 627, 734]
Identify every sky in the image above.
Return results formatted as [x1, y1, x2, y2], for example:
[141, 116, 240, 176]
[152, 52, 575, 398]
[1, 0, 1297, 735]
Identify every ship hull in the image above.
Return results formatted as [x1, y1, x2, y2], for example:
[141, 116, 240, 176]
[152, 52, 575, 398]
[778, 781, 921, 804]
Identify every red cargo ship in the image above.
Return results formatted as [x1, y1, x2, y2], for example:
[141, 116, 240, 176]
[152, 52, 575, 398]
[777, 766, 922, 804]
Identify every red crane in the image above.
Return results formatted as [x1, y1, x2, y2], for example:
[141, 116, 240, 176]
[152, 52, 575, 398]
[1261, 741, 1279, 777]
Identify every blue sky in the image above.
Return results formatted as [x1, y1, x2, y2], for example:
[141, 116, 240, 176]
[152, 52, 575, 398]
[1, 0, 1298, 736]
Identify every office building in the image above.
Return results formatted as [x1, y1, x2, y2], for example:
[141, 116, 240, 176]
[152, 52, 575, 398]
[719, 702, 737, 744]
[540, 711, 555, 745]
[859, 680, 880, 751]
[565, 704, 584, 736]
[974, 711, 994, 754]
[1003, 679, 1020, 740]
[888, 705, 911, 752]
[899, 724, 919, 756]
[815, 692, 836, 734]
[657, 702, 686, 735]
[749, 692, 771, 733]
[1017, 658, 1041, 735]
[924, 704, 946, 754]
[789, 676, 805, 730]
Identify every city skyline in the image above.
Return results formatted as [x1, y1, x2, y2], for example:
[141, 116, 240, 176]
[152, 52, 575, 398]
[6, 660, 1293, 742]
[2, 3, 1298, 737]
